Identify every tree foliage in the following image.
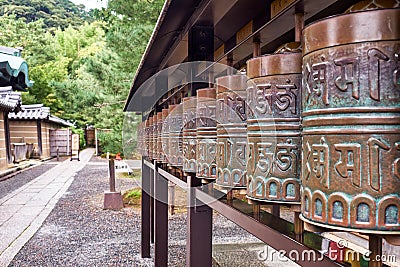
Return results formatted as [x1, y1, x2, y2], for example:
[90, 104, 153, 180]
[0, 0, 92, 30]
[0, 0, 163, 154]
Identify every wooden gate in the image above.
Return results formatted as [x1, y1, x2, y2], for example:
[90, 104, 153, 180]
[50, 129, 72, 156]
[85, 127, 95, 147]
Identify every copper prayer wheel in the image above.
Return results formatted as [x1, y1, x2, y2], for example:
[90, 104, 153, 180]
[145, 117, 152, 159]
[155, 112, 163, 161]
[149, 115, 155, 160]
[196, 88, 217, 180]
[140, 121, 146, 156]
[161, 108, 169, 163]
[246, 49, 302, 204]
[137, 122, 142, 155]
[152, 115, 158, 160]
[301, 7, 400, 233]
[182, 96, 197, 173]
[168, 104, 183, 167]
[216, 75, 248, 188]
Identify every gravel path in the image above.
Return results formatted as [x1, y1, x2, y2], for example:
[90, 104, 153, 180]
[10, 163, 261, 267]
[0, 164, 56, 199]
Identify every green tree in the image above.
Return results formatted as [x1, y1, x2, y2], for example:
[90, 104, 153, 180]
[0, 0, 92, 30]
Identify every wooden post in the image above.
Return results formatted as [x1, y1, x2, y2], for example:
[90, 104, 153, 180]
[253, 204, 260, 221]
[272, 205, 280, 217]
[369, 235, 382, 267]
[253, 37, 261, 57]
[227, 190, 233, 205]
[109, 159, 116, 192]
[295, 12, 304, 43]
[294, 211, 304, 243]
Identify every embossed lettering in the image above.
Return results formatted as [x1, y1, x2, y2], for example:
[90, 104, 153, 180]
[312, 137, 329, 188]
[304, 141, 312, 181]
[368, 137, 390, 191]
[305, 60, 329, 105]
[198, 140, 206, 161]
[235, 96, 247, 121]
[255, 84, 272, 114]
[189, 139, 196, 158]
[368, 48, 389, 101]
[207, 141, 216, 163]
[247, 142, 256, 174]
[334, 57, 359, 100]
[208, 105, 216, 118]
[198, 105, 207, 126]
[334, 143, 361, 187]
[235, 142, 247, 166]
[275, 81, 297, 114]
[217, 142, 225, 165]
[257, 142, 274, 174]
[276, 139, 298, 174]
[182, 140, 189, 159]
[217, 139, 232, 166]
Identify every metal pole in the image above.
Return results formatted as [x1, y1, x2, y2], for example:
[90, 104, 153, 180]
[109, 159, 116, 192]
[150, 162, 155, 244]
[141, 159, 151, 258]
[186, 175, 212, 267]
[154, 164, 168, 267]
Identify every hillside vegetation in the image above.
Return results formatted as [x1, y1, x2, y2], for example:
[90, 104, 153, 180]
[0, 0, 164, 154]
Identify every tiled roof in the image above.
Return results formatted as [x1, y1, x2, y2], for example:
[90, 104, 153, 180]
[0, 46, 34, 90]
[9, 104, 50, 120]
[8, 104, 74, 127]
[48, 115, 74, 127]
[0, 86, 22, 112]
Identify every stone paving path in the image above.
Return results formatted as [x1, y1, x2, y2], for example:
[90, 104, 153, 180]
[0, 148, 94, 266]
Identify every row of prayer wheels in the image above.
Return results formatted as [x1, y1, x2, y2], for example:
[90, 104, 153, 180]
[137, 6, 399, 234]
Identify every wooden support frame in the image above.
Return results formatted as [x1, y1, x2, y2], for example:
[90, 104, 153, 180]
[141, 158, 151, 258]
[151, 161, 342, 267]
[186, 176, 213, 267]
[154, 163, 168, 267]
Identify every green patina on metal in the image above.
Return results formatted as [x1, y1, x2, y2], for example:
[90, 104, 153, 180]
[0, 46, 34, 90]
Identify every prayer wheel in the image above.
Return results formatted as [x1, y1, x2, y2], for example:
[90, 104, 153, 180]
[140, 121, 146, 156]
[196, 88, 217, 180]
[156, 112, 163, 161]
[216, 75, 248, 188]
[300, 7, 400, 232]
[144, 120, 150, 157]
[182, 96, 197, 173]
[161, 108, 169, 163]
[152, 115, 158, 160]
[136, 122, 142, 155]
[168, 104, 183, 167]
[147, 116, 153, 159]
[246, 45, 302, 203]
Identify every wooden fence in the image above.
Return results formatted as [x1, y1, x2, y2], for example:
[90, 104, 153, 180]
[50, 129, 72, 156]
